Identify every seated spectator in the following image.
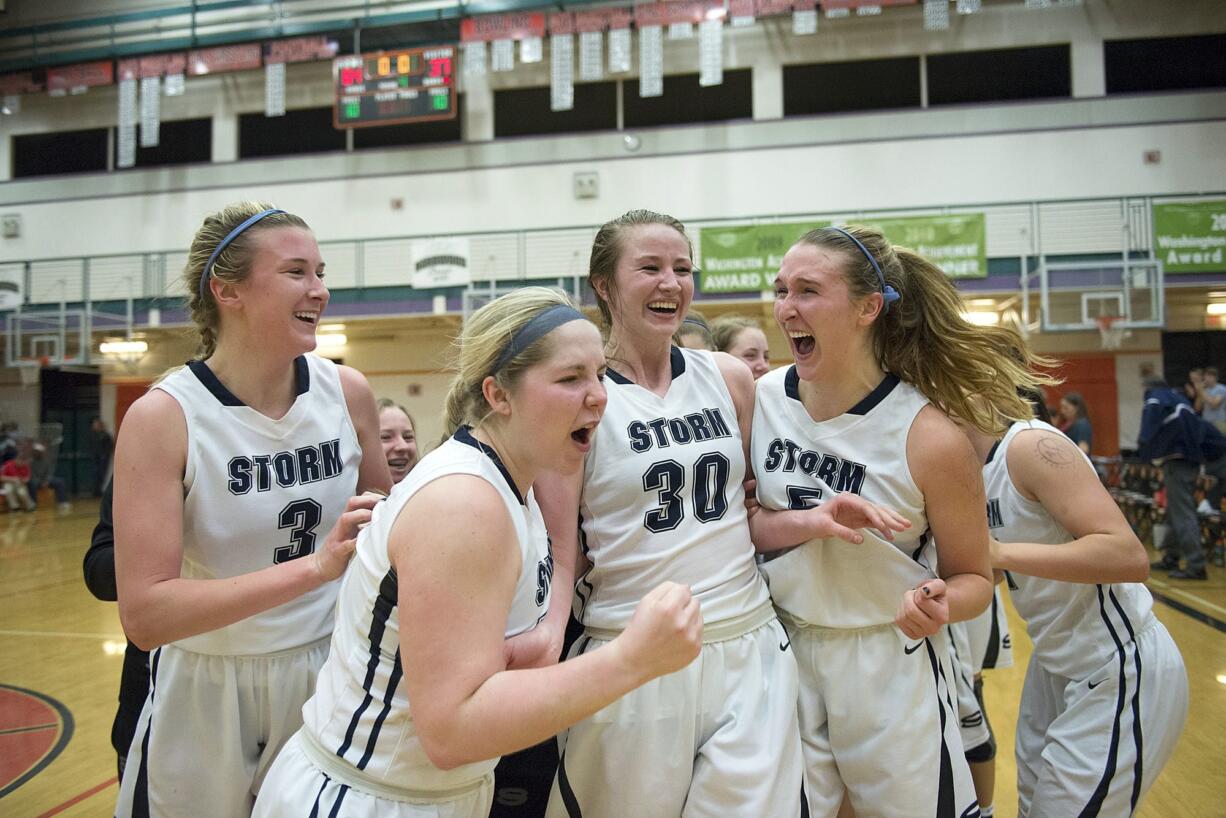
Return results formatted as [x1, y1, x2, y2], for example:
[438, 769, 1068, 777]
[29, 442, 71, 512]
[1059, 392, 1092, 454]
[1197, 366, 1226, 433]
[1, 439, 36, 511]
[710, 315, 771, 380]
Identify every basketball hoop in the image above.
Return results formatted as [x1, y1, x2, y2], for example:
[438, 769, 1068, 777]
[1096, 315, 1127, 350]
[16, 356, 47, 388]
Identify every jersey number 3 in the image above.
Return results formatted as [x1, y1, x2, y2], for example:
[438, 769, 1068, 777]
[274, 498, 324, 564]
[642, 453, 730, 532]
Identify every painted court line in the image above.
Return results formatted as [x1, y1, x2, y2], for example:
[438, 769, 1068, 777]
[0, 630, 125, 641]
[36, 776, 118, 818]
[1147, 578, 1226, 617]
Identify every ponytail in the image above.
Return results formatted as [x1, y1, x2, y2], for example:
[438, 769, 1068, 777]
[796, 226, 1057, 435]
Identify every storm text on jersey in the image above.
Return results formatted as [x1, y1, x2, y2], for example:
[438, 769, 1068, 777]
[761, 437, 868, 495]
[626, 408, 732, 452]
[227, 439, 344, 494]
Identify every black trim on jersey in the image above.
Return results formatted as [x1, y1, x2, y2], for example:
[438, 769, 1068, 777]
[186, 355, 310, 407]
[307, 772, 332, 818]
[1108, 588, 1145, 813]
[1079, 584, 1131, 818]
[556, 635, 596, 818]
[132, 646, 161, 818]
[982, 592, 1002, 669]
[454, 426, 526, 506]
[358, 647, 404, 770]
[923, 638, 958, 818]
[910, 530, 930, 563]
[784, 367, 899, 416]
[985, 438, 1003, 465]
[337, 568, 399, 761]
[605, 345, 687, 386]
[327, 783, 350, 818]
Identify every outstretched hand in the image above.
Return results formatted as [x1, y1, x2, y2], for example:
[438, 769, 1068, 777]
[810, 492, 912, 544]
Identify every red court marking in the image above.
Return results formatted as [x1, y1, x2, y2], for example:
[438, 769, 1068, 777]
[0, 727, 57, 782]
[0, 685, 72, 798]
[0, 687, 56, 729]
[37, 776, 119, 818]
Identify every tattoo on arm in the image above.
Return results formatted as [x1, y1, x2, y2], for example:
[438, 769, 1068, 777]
[1035, 435, 1077, 468]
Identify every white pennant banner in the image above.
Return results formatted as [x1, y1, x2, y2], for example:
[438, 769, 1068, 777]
[551, 34, 575, 111]
[639, 25, 664, 98]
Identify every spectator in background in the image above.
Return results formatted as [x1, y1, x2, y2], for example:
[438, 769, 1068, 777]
[1139, 376, 1226, 580]
[376, 398, 419, 484]
[0, 422, 19, 465]
[710, 315, 771, 380]
[1, 439, 37, 511]
[1058, 392, 1092, 454]
[675, 310, 715, 351]
[1184, 367, 1204, 406]
[91, 417, 114, 497]
[1197, 366, 1226, 433]
[29, 442, 71, 512]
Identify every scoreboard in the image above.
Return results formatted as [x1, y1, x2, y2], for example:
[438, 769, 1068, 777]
[333, 46, 455, 129]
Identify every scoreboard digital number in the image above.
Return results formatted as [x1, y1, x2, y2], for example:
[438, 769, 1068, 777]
[333, 46, 455, 129]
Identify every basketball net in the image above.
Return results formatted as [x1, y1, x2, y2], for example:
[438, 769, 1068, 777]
[1096, 315, 1126, 350]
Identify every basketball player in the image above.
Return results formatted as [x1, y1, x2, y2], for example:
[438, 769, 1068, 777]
[377, 398, 420, 483]
[253, 287, 704, 818]
[540, 211, 906, 818]
[751, 225, 1052, 818]
[964, 394, 1188, 818]
[113, 202, 391, 818]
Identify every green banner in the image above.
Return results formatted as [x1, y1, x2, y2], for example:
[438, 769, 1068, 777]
[862, 214, 986, 280]
[698, 214, 986, 293]
[1153, 201, 1226, 273]
[698, 221, 828, 293]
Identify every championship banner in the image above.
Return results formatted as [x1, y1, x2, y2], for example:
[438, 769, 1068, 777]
[460, 13, 547, 42]
[1153, 200, 1226, 273]
[412, 238, 471, 289]
[861, 214, 986, 279]
[698, 213, 987, 293]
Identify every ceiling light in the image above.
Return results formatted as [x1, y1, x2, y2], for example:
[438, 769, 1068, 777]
[1206, 304, 1226, 316]
[961, 311, 999, 326]
[315, 333, 347, 349]
[319, 323, 345, 332]
[100, 340, 148, 355]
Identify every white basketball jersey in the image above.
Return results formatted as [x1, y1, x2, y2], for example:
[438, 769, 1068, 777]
[985, 420, 1156, 679]
[303, 428, 553, 794]
[576, 347, 769, 631]
[155, 354, 360, 655]
[752, 367, 935, 628]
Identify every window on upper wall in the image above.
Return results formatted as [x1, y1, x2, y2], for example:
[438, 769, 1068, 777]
[353, 94, 465, 149]
[784, 57, 921, 116]
[494, 82, 617, 138]
[115, 117, 212, 170]
[624, 69, 752, 128]
[1105, 34, 1226, 94]
[927, 44, 1071, 106]
[12, 127, 109, 178]
[239, 106, 345, 159]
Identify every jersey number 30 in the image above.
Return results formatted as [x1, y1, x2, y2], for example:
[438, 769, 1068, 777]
[274, 498, 324, 564]
[642, 453, 730, 532]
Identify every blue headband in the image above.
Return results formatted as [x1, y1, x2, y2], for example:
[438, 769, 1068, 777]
[198, 208, 286, 300]
[828, 226, 901, 315]
[491, 304, 587, 376]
